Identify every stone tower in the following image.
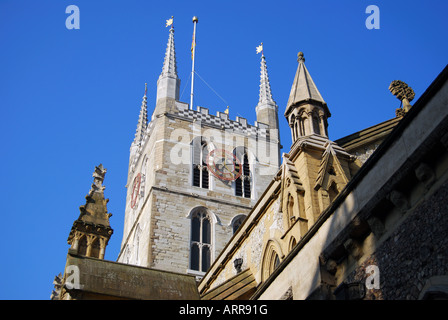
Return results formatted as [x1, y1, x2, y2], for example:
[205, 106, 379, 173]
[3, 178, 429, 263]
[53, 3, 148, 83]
[117, 22, 281, 278]
[283, 52, 360, 227]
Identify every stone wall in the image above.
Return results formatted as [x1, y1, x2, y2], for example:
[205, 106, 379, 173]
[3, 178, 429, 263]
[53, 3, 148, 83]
[345, 179, 448, 299]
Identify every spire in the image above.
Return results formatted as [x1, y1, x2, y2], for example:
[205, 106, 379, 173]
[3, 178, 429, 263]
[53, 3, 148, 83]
[156, 17, 181, 108]
[257, 52, 276, 106]
[255, 44, 280, 145]
[159, 22, 178, 80]
[285, 52, 327, 116]
[67, 164, 113, 259]
[285, 52, 331, 140]
[134, 83, 148, 143]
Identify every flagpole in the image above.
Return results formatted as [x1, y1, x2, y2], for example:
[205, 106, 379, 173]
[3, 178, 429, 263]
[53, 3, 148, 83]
[190, 16, 198, 110]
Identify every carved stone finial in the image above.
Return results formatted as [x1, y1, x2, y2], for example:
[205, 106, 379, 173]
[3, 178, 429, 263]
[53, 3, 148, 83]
[89, 164, 107, 195]
[389, 80, 415, 116]
[297, 51, 305, 63]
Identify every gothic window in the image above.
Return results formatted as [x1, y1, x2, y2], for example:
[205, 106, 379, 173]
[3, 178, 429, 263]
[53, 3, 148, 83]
[293, 122, 298, 140]
[90, 237, 101, 258]
[192, 137, 209, 189]
[133, 224, 141, 264]
[190, 208, 212, 272]
[300, 117, 306, 136]
[232, 215, 246, 234]
[290, 114, 297, 140]
[262, 240, 282, 281]
[262, 241, 283, 281]
[78, 235, 87, 256]
[234, 150, 251, 198]
[289, 237, 297, 252]
[312, 114, 321, 135]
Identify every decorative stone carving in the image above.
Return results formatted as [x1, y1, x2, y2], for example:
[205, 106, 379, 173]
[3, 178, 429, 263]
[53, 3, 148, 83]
[388, 190, 409, 213]
[415, 162, 435, 190]
[389, 80, 415, 116]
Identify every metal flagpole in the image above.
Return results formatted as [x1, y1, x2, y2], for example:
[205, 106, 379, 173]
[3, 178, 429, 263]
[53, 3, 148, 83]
[190, 16, 198, 110]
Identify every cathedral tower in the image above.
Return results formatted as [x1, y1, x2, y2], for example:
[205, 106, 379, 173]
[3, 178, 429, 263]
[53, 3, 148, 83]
[117, 21, 281, 277]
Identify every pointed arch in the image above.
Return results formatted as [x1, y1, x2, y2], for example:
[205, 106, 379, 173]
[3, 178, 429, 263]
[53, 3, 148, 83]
[78, 234, 88, 256]
[289, 237, 297, 252]
[231, 214, 247, 234]
[188, 207, 214, 273]
[233, 147, 252, 199]
[312, 112, 321, 135]
[261, 239, 284, 282]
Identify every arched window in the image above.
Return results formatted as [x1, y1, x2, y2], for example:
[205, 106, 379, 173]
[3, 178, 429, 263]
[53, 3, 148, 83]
[89, 237, 101, 258]
[312, 114, 321, 135]
[231, 215, 246, 234]
[190, 208, 212, 272]
[289, 237, 297, 252]
[133, 224, 141, 264]
[262, 241, 283, 281]
[78, 235, 87, 256]
[192, 137, 209, 189]
[234, 149, 251, 198]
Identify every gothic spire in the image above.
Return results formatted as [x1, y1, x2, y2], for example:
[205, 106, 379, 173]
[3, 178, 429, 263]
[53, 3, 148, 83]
[285, 52, 327, 116]
[134, 83, 148, 143]
[159, 22, 178, 80]
[156, 17, 181, 107]
[257, 52, 276, 107]
[255, 44, 280, 146]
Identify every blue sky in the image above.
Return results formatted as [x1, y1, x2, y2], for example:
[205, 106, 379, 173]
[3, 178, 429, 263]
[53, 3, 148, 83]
[0, 0, 446, 299]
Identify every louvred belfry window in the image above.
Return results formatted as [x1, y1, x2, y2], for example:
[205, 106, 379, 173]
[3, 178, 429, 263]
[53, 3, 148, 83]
[190, 208, 212, 272]
[192, 138, 209, 189]
[235, 152, 251, 198]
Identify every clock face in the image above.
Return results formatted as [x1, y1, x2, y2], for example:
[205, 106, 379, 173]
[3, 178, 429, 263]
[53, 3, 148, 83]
[130, 173, 141, 209]
[206, 149, 242, 181]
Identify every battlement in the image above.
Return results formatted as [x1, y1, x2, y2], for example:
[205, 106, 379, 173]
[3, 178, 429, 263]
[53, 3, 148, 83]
[174, 101, 269, 139]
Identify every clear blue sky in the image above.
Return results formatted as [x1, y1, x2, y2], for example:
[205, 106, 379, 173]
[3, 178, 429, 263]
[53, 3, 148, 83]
[0, 0, 446, 299]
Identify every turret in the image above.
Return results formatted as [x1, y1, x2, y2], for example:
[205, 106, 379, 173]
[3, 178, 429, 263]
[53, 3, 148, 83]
[285, 52, 331, 143]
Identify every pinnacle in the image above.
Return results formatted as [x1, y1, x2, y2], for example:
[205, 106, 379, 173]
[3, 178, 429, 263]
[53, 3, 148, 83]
[257, 54, 276, 106]
[160, 27, 178, 79]
[286, 52, 326, 115]
[134, 83, 148, 143]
